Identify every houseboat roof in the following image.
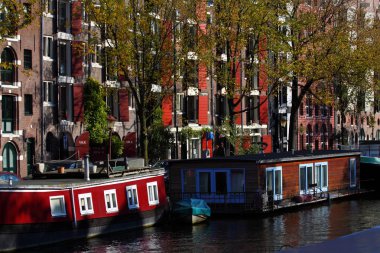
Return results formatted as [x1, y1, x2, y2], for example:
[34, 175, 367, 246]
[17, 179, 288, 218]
[0, 167, 164, 190]
[168, 150, 361, 165]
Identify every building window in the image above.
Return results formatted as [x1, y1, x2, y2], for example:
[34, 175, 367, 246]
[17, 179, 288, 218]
[337, 115, 341, 124]
[104, 189, 118, 213]
[350, 158, 356, 188]
[49, 196, 66, 217]
[314, 104, 319, 117]
[183, 60, 198, 88]
[24, 49, 32, 70]
[147, 182, 159, 206]
[266, 167, 282, 201]
[43, 81, 56, 104]
[126, 185, 139, 209]
[43, 36, 53, 58]
[299, 102, 304, 116]
[91, 44, 102, 64]
[2, 95, 15, 133]
[299, 164, 313, 194]
[186, 95, 198, 123]
[24, 94, 33, 115]
[23, 3, 32, 25]
[58, 1, 70, 32]
[1, 48, 16, 85]
[306, 124, 313, 146]
[315, 162, 328, 192]
[306, 95, 312, 117]
[176, 93, 184, 113]
[44, 0, 54, 14]
[59, 42, 68, 76]
[78, 193, 94, 215]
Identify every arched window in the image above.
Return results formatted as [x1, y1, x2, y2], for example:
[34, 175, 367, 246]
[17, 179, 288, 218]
[321, 124, 327, 149]
[2, 142, 17, 173]
[306, 124, 313, 146]
[0, 47, 16, 85]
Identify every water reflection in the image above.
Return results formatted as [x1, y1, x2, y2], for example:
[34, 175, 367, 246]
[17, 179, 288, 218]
[23, 197, 380, 253]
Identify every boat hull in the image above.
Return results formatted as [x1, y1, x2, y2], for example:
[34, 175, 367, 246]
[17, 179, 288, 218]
[0, 207, 165, 252]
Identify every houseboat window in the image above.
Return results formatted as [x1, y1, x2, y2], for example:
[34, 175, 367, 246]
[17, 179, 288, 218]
[299, 164, 313, 194]
[78, 193, 94, 215]
[199, 172, 211, 193]
[104, 189, 118, 213]
[147, 182, 159, 205]
[266, 167, 282, 201]
[350, 158, 357, 187]
[315, 162, 328, 191]
[126, 185, 139, 209]
[215, 172, 227, 194]
[231, 170, 245, 192]
[49, 196, 66, 217]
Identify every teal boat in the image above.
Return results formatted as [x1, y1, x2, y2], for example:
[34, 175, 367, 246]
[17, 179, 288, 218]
[361, 156, 380, 165]
[172, 199, 211, 224]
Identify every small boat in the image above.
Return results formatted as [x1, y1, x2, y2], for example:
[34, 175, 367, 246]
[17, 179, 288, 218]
[172, 198, 211, 224]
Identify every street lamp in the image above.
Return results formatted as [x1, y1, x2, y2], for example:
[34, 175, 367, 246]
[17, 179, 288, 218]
[107, 115, 116, 176]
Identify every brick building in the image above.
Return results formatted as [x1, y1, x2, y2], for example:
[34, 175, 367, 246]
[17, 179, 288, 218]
[0, 1, 42, 177]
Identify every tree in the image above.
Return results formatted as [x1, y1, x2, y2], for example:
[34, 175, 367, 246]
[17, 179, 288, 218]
[268, 0, 379, 150]
[204, 0, 276, 155]
[148, 108, 174, 164]
[84, 78, 108, 144]
[84, 0, 198, 164]
[0, 0, 38, 39]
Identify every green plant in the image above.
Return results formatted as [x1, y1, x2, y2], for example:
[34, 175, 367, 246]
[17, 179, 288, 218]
[84, 78, 108, 144]
[111, 136, 124, 159]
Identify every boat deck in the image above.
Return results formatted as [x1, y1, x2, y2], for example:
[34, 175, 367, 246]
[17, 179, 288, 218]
[0, 167, 164, 189]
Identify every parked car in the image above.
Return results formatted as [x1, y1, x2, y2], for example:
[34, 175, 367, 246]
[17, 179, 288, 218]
[0, 172, 22, 184]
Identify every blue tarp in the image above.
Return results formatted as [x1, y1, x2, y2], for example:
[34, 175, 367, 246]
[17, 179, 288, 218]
[174, 198, 211, 217]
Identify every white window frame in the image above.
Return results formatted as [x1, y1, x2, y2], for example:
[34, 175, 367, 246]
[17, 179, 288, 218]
[266, 166, 283, 201]
[104, 189, 118, 213]
[176, 93, 184, 113]
[299, 163, 313, 194]
[49, 195, 67, 217]
[147, 181, 159, 206]
[43, 36, 53, 60]
[126, 185, 139, 209]
[315, 162, 328, 192]
[350, 158, 357, 188]
[78, 193, 94, 215]
[43, 81, 55, 105]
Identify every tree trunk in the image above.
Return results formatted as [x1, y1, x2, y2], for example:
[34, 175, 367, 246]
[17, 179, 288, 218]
[288, 75, 299, 151]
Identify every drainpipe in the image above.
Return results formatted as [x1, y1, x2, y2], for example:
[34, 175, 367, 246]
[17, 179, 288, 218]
[70, 187, 77, 229]
[40, 0, 45, 162]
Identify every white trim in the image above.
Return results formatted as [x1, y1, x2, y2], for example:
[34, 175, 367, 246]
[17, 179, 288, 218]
[315, 162, 328, 192]
[146, 181, 159, 206]
[49, 195, 67, 217]
[126, 185, 139, 209]
[104, 189, 118, 213]
[265, 166, 283, 200]
[299, 163, 313, 194]
[78, 193, 94, 215]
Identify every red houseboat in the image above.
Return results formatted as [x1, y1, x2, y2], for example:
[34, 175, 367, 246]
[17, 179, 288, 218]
[0, 167, 167, 251]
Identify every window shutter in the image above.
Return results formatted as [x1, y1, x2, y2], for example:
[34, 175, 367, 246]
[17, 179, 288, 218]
[71, 41, 83, 77]
[198, 63, 207, 90]
[198, 94, 208, 125]
[71, 1, 82, 35]
[259, 95, 268, 125]
[119, 89, 129, 122]
[73, 84, 84, 122]
[162, 95, 173, 126]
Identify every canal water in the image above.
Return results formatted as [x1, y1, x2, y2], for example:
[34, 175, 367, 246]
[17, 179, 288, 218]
[24, 196, 380, 253]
